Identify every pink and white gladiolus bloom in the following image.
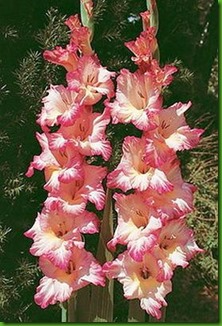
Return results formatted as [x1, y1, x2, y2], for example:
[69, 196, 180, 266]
[67, 55, 115, 105]
[152, 219, 204, 281]
[48, 107, 112, 161]
[103, 251, 172, 320]
[25, 132, 84, 192]
[108, 69, 162, 131]
[37, 85, 84, 130]
[24, 209, 99, 269]
[35, 248, 105, 308]
[107, 192, 162, 261]
[139, 160, 196, 220]
[44, 163, 107, 214]
[125, 27, 158, 67]
[107, 136, 174, 193]
[144, 101, 204, 167]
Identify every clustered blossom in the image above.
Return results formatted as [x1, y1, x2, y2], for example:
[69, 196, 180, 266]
[25, 9, 115, 308]
[26, 3, 204, 319]
[103, 11, 204, 319]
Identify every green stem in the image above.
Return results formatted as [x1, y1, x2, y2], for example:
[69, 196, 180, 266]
[89, 187, 114, 322]
[146, 0, 160, 62]
[146, 0, 159, 32]
[128, 299, 145, 322]
[60, 303, 67, 323]
[68, 292, 77, 322]
[80, 0, 94, 41]
[96, 188, 114, 263]
[76, 286, 91, 322]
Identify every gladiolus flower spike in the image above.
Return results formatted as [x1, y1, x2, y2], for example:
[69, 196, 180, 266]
[25, 1, 204, 321]
[104, 7, 204, 320]
[25, 6, 115, 310]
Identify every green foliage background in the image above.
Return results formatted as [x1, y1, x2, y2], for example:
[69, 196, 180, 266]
[0, 0, 218, 322]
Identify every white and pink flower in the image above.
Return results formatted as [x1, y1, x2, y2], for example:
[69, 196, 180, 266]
[143, 101, 204, 166]
[108, 69, 162, 131]
[152, 219, 203, 281]
[49, 107, 112, 161]
[25, 132, 84, 192]
[103, 250, 172, 319]
[44, 163, 107, 214]
[67, 55, 115, 105]
[125, 27, 157, 67]
[107, 192, 162, 261]
[24, 208, 99, 269]
[43, 44, 79, 72]
[35, 248, 105, 308]
[37, 85, 84, 131]
[107, 136, 174, 193]
[140, 164, 196, 221]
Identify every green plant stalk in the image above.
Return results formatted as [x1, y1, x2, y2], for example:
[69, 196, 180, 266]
[146, 0, 159, 32]
[80, 0, 94, 41]
[128, 299, 145, 322]
[60, 303, 67, 322]
[89, 188, 114, 322]
[68, 292, 77, 322]
[76, 286, 91, 322]
[146, 0, 160, 61]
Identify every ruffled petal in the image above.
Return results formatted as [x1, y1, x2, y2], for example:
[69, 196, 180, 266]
[34, 276, 73, 308]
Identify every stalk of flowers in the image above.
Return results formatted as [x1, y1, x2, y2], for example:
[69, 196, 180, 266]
[25, 2, 116, 309]
[103, 9, 204, 320]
